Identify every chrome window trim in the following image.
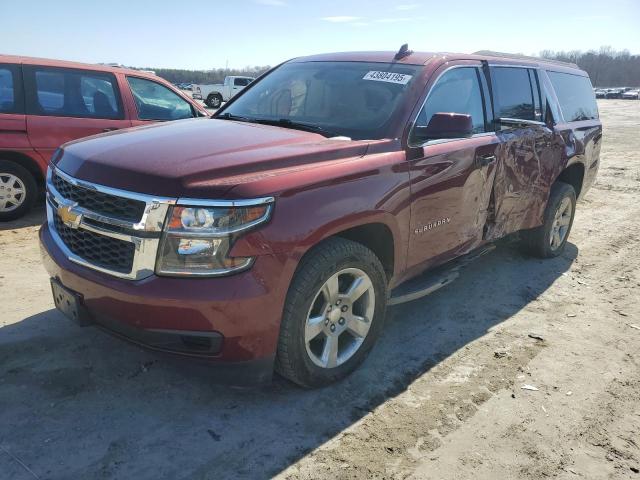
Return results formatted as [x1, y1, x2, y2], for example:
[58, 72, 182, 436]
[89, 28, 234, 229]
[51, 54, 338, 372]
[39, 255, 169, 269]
[415, 132, 496, 147]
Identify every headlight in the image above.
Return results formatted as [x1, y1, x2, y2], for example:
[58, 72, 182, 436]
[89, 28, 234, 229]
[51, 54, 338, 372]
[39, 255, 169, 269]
[155, 200, 273, 277]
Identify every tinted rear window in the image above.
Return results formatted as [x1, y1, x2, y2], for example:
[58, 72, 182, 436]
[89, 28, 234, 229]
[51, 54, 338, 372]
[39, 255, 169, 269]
[0, 65, 23, 114]
[547, 71, 598, 122]
[0, 68, 15, 112]
[491, 67, 536, 121]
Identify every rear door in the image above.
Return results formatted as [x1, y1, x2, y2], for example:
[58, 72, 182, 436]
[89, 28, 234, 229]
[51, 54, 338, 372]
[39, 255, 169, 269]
[0, 63, 29, 152]
[485, 65, 558, 239]
[23, 65, 131, 162]
[406, 63, 500, 271]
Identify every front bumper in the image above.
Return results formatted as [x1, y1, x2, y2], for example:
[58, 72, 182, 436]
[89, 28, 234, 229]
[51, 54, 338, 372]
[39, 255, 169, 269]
[40, 223, 294, 382]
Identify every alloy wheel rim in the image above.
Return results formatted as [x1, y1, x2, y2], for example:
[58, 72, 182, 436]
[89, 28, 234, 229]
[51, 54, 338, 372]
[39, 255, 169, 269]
[304, 268, 375, 369]
[550, 197, 572, 249]
[0, 173, 26, 212]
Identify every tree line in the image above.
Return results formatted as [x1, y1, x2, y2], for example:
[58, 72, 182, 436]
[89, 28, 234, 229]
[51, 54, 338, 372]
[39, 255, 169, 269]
[540, 47, 640, 87]
[149, 66, 271, 85]
[145, 46, 639, 88]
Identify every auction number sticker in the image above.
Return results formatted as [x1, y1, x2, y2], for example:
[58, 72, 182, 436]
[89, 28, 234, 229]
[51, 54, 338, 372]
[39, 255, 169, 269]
[363, 71, 412, 85]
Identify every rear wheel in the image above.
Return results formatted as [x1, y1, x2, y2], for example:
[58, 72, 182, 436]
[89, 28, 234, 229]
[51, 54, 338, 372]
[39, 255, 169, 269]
[206, 94, 222, 108]
[0, 160, 37, 221]
[520, 181, 576, 258]
[276, 238, 388, 388]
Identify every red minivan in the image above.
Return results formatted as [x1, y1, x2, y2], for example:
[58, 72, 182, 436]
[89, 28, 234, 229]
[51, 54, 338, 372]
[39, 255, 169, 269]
[0, 55, 208, 220]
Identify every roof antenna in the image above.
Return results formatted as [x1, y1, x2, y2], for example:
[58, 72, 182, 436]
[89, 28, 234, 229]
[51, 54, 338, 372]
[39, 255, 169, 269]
[395, 43, 413, 60]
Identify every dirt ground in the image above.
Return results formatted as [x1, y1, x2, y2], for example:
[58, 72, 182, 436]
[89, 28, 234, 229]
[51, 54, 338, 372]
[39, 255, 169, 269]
[1, 100, 639, 480]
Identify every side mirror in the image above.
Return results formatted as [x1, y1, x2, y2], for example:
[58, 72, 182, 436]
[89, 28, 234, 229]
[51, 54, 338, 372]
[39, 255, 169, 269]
[413, 113, 473, 142]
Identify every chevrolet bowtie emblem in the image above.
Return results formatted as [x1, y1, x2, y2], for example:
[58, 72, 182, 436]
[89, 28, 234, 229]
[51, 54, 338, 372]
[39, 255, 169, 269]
[57, 202, 83, 229]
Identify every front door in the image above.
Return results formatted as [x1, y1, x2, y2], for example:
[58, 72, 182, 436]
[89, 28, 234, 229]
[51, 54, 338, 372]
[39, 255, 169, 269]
[23, 65, 131, 162]
[406, 64, 498, 271]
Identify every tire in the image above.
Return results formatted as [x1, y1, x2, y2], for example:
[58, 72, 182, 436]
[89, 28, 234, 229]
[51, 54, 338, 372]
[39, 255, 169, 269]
[0, 160, 38, 222]
[275, 237, 388, 388]
[206, 94, 222, 109]
[520, 181, 576, 258]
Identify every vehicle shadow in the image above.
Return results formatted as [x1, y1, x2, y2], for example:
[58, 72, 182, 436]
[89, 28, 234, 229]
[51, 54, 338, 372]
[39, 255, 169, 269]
[0, 242, 577, 480]
[0, 204, 45, 230]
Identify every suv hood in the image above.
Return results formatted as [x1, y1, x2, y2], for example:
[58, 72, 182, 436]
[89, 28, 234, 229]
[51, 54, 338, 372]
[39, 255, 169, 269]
[55, 118, 370, 198]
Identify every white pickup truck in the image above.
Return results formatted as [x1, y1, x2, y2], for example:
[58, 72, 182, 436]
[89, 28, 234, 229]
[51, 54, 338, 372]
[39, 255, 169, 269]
[192, 76, 255, 108]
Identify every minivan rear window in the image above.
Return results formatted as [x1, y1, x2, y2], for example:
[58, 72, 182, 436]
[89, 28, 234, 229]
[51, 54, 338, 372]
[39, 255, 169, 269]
[24, 66, 124, 120]
[547, 71, 598, 122]
[0, 65, 23, 114]
[0, 68, 15, 112]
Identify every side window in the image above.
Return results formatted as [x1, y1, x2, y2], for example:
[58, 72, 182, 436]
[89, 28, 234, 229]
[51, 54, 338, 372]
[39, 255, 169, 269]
[127, 77, 193, 121]
[80, 76, 119, 118]
[414, 67, 486, 140]
[25, 67, 123, 119]
[0, 66, 20, 114]
[233, 78, 251, 87]
[491, 67, 536, 121]
[547, 71, 598, 122]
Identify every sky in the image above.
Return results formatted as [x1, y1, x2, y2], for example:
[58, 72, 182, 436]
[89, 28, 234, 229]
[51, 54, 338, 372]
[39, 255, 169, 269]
[2, 0, 639, 70]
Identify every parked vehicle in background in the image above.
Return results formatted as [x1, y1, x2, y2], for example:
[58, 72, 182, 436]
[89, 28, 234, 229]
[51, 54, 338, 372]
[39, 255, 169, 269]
[595, 89, 607, 98]
[40, 49, 601, 387]
[0, 55, 209, 220]
[605, 88, 624, 99]
[622, 89, 640, 99]
[192, 76, 254, 108]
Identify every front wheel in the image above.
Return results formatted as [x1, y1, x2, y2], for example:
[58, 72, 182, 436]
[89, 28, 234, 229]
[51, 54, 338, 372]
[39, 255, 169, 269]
[520, 181, 576, 258]
[206, 94, 222, 108]
[0, 160, 38, 222]
[275, 238, 388, 388]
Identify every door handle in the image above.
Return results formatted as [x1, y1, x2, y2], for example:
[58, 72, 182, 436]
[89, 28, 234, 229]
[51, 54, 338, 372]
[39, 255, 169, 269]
[102, 127, 119, 132]
[476, 154, 496, 168]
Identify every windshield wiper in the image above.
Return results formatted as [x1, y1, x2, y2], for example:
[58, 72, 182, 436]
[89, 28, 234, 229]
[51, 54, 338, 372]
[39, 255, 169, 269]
[215, 112, 255, 122]
[216, 114, 339, 138]
[252, 118, 338, 138]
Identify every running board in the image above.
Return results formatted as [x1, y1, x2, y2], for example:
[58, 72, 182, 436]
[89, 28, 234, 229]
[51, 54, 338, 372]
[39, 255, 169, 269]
[388, 245, 495, 306]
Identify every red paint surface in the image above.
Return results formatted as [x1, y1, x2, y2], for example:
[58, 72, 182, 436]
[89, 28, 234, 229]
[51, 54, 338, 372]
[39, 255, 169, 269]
[39, 51, 602, 366]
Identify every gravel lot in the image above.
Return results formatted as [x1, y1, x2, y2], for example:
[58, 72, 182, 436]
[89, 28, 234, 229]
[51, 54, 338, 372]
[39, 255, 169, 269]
[1, 100, 639, 480]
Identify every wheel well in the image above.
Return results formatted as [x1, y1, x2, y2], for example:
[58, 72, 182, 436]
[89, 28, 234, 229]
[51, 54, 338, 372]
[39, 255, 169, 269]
[334, 223, 395, 280]
[0, 151, 44, 185]
[557, 163, 585, 198]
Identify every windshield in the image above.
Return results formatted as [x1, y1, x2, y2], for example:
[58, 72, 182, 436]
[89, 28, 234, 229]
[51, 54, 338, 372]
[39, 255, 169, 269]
[218, 61, 421, 140]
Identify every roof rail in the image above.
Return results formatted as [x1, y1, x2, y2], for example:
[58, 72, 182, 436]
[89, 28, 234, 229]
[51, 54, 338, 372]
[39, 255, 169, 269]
[473, 50, 579, 69]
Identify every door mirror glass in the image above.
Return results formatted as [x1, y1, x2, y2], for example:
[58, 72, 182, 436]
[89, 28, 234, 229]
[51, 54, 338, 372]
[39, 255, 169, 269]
[414, 112, 473, 142]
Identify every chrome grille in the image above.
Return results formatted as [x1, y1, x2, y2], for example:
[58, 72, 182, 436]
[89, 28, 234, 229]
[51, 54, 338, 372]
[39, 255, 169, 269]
[52, 171, 146, 222]
[46, 166, 175, 280]
[53, 213, 135, 274]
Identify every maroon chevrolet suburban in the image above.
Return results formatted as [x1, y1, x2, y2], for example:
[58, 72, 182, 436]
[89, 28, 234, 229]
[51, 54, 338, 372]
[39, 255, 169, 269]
[40, 48, 601, 387]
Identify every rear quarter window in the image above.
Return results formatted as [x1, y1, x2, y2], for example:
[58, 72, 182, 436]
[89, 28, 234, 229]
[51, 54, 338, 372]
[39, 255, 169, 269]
[547, 71, 598, 122]
[0, 65, 23, 114]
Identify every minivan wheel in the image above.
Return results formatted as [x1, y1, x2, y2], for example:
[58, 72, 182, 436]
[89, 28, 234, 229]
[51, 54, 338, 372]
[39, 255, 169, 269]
[520, 182, 576, 258]
[206, 94, 222, 108]
[275, 238, 388, 388]
[0, 160, 37, 221]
